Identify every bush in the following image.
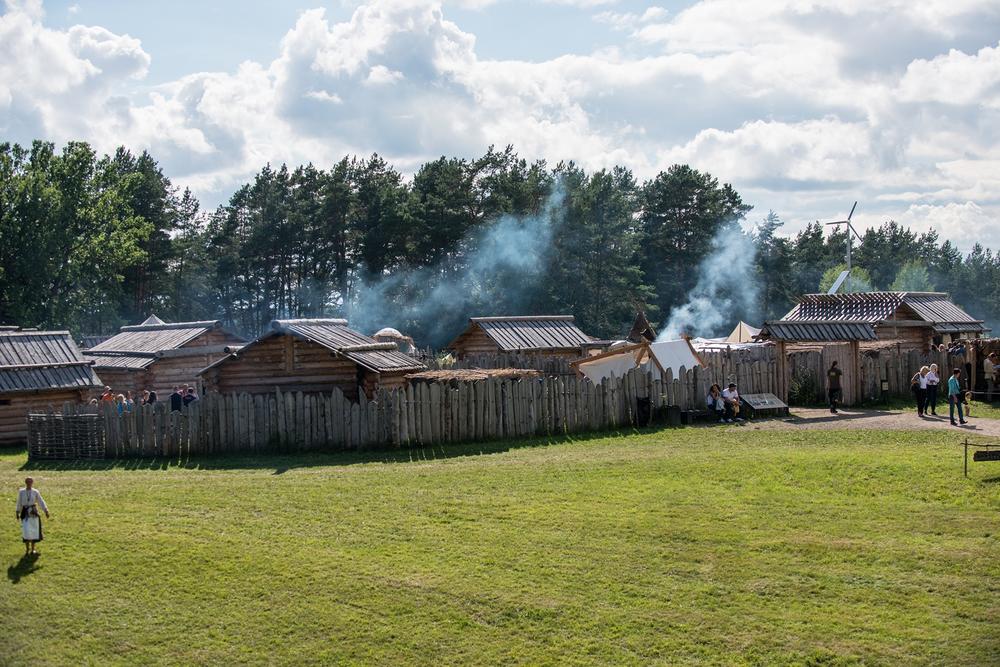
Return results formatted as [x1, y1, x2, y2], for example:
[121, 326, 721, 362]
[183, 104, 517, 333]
[789, 371, 822, 406]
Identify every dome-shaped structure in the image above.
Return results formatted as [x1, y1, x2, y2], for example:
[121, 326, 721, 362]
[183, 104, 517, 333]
[374, 327, 404, 339]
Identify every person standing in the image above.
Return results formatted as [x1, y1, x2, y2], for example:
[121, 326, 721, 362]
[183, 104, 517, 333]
[182, 386, 199, 407]
[926, 364, 940, 416]
[169, 386, 183, 412]
[948, 368, 968, 426]
[985, 353, 996, 402]
[16, 477, 49, 556]
[911, 367, 930, 416]
[827, 361, 843, 414]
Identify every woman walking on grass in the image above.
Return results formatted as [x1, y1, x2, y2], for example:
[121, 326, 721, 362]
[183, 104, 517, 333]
[15, 477, 49, 556]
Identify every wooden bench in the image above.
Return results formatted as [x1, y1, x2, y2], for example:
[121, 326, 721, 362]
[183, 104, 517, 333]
[963, 438, 999, 477]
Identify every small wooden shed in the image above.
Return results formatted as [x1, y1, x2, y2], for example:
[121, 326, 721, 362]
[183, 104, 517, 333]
[447, 315, 599, 359]
[199, 319, 426, 400]
[84, 315, 245, 396]
[0, 329, 103, 444]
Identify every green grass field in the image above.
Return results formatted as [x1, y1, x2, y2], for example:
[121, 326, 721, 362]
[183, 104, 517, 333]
[2, 427, 998, 665]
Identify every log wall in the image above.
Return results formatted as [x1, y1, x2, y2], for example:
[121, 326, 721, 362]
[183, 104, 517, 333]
[0, 389, 89, 445]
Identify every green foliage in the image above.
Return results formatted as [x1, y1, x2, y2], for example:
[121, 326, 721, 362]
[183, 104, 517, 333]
[890, 260, 935, 291]
[788, 369, 822, 406]
[0, 428, 997, 664]
[4, 140, 1000, 341]
[819, 264, 874, 293]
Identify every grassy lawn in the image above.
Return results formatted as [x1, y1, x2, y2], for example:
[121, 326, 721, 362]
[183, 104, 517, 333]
[1, 427, 998, 666]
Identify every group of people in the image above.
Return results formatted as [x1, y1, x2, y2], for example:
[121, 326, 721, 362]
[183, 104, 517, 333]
[93, 384, 200, 413]
[706, 383, 743, 423]
[910, 365, 970, 426]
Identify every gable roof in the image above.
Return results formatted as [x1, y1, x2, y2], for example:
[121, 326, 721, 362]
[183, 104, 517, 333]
[449, 315, 595, 353]
[203, 319, 426, 375]
[0, 330, 102, 394]
[762, 291, 985, 342]
[627, 311, 657, 343]
[85, 319, 239, 370]
[780, 292, 983, 327]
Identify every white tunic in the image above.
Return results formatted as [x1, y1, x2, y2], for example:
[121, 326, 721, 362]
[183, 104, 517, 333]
[16, 488, 47, 542]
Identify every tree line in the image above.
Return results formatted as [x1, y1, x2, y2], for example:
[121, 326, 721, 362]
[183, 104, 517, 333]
[1, 140, 998, 346]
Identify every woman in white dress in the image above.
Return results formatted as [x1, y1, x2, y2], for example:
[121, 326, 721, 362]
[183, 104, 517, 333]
[16, 477, 49, 556]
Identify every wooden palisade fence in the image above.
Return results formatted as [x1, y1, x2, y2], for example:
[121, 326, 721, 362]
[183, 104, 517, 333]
[90, 347, 787, 457]
[94, 368, 694, 457]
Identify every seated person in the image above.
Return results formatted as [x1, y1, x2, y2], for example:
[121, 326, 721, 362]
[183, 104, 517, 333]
[706, 384, 725, 422]
[721, 383, 743, 422]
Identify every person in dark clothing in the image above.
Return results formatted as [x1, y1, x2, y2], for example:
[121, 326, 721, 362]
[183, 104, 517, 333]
[182, 387, 199, 407]
[169, 386, 183, 412]
[145, 390, 157, 405]
[827, 361, 843, 413]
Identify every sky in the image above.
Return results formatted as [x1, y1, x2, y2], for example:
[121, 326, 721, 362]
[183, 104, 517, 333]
[3, 0, 1000, 250]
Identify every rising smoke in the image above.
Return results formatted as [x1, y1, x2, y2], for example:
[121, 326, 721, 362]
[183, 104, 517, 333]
[658, 228, 759, 341]
[346, 186, 564, 348]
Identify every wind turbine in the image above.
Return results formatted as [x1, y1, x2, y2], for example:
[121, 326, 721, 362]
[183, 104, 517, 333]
[824, 201, 862, 293]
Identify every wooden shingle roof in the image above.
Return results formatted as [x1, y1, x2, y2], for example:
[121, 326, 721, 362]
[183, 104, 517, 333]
[202, 319, 426, 375]
[449, 315, 595, 353]
[0, 330, 102, 394]
[85, 319, 240, 370]
[762, 291, 985, 342]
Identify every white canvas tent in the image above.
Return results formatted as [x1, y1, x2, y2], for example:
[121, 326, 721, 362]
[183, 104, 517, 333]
[725, 321, 760, 343]
[571, 338, 702, 384]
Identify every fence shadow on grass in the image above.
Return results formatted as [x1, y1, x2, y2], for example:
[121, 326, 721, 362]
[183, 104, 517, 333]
[19, 427, 657, 474]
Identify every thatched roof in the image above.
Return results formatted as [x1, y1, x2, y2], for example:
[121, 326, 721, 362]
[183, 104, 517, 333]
[405, 368, 542, 383]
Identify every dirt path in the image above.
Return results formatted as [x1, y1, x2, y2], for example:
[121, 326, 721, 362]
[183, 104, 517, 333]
[750, 406, 1000, 437]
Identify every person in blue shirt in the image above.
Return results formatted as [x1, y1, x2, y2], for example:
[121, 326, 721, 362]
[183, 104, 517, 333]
[947, 368, 968, 426]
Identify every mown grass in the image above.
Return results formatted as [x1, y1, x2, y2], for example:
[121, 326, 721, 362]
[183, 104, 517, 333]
[1, 427, 998, 666]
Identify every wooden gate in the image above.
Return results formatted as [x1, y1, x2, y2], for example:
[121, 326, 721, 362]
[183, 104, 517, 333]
[821, 343, 858, 406]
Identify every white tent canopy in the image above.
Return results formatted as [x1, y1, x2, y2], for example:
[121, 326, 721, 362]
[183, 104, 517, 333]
[725, 321, 761, 343]
[571, 339, 702, 384]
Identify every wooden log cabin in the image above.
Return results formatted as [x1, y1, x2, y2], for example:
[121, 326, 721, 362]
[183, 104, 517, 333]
[447, 315, 601, 360]
[0, 328, 103, 444]
[763, 292, 987, 352]
[84, 315, 246, 396]
[199, 319, 426, 400]
[758, 291, 987, 405]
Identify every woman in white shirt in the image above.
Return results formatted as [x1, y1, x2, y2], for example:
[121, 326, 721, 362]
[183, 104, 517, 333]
[15, 477, 49, 556]
[926, 364, 940, 416]
[911, 366, 930, 417]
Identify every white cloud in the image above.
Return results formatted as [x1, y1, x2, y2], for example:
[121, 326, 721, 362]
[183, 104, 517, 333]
[1, 0, 999, 253]
[897, 42, 1000, 107]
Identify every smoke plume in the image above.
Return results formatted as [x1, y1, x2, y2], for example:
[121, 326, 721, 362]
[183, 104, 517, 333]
[346, 186, 564, 348]
[658, 229, 758, 340]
